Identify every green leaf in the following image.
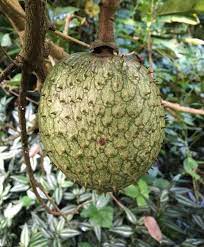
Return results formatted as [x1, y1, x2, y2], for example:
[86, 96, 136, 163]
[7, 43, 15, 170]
[158, 0, 196, 15]
[9, 73, 22, 88]
[194, 0, 204, 12]
[153, 178, 170, 190]
[20, 196, 34, 208]
[20, 224, 30, 247]
[137, 179, 150, 199]
[79, 242, 93, 247]
[1, 33, 12, 47]
[124, 207, 137, 224]
[81, 204, 113, 228]
[183, 38, 204, 45]
[158, 14, 200, 25]
[184, 157, 200, 180]
[123, 184, 139, 199]
[54, 6, 79, 16]
[60, 229, 81, 239]
[136, 195, 147, 207]
[29, 232, 48, 247]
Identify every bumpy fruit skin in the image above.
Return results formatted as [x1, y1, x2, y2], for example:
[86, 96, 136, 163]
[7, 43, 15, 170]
[38, 52, 165, 192]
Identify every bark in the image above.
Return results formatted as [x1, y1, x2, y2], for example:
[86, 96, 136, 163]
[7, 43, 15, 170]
[98, 0, 120, 43]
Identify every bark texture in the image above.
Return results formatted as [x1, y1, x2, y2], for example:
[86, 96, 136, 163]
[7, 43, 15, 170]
[38, 53, 165, 192]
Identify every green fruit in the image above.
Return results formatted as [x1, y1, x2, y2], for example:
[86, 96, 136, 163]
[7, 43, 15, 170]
[38, 52, 165, 192]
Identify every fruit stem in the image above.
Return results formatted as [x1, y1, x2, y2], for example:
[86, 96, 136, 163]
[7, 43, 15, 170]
[91, 0, 120, 53]
[98, 0, 119, 43]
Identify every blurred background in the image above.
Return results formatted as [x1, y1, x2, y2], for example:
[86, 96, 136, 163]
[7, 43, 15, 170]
[0, 0, 204, 246]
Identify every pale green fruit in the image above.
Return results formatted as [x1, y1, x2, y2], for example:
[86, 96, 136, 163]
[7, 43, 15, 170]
[38, 52, 165, 192]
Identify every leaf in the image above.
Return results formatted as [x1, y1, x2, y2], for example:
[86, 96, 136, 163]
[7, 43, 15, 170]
[184, 38, 204, 45]
[158, 14, 200, 25]
[93, 225, 101, 242]
[176, 194, 200, 208]
[81, 204, 113, 228]
[124, 207, 137, 224]
[29, 232, 48, 247]
[20, 224, 30, 247]
[54, 187, 63, 205]
[1, 33, 12, 47]
[55, 6, 78, 15]
[20, 196, 34, 208]
[110, 226, 133, 237]
[60, 229, 81, 239]
[158, 0, 196, 15]
[144, 216, 162, 243]
[136, 195, 147, 208]
[123, 184, 139, 198]
[85, 0, 99, 17]
[4, 202, 22, 219]
[137, 179, 150, 199]
[79, 242, 93, 247]
[183, 157, 200, 180]
[153, 178, 170, 190]
[194, 0, 204, 12]
[96, 194, 110, 208]
[29, 144, 40, 158]
[9, 73, 22, 89]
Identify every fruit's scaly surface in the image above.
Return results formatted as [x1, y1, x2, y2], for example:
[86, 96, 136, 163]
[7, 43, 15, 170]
[38, 52, 165, 192]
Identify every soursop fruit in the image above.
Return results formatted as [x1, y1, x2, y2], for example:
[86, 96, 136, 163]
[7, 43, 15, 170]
[38, 52, 165, 192]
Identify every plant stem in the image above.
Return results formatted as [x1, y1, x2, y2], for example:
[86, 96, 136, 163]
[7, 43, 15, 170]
[98, 0, 120, 43]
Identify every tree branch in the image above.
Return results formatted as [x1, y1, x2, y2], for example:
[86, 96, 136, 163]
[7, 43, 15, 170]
[52, 30, 90, 48]
[18, 0, 64, 216]
[161, 100, 204, 116]
[22, 0, 47, 83]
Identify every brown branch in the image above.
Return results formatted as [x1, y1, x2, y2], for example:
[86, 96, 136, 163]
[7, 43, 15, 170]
[162, 100, 204, 116]
[109, 192, 125, 209]
[22, 0, 47, 84]
[46, 39, 68, 60]
[18, 65, 58, 215]
[98, 0, 120, 43]
[18, 0, 62, 216]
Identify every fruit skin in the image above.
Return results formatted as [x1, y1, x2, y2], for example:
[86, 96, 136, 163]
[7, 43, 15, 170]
[38, 52, 165, 192]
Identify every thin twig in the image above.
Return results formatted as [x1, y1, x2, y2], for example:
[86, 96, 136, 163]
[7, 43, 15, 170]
[1, 85, 39, 105]
[63, 14, 73, 35]
[0, 46, 13, 62]
[162, 100, 204, 116]
[109, 192, 125, 209]
[0, 55, 22, 84]
[52, 30, 90, 48]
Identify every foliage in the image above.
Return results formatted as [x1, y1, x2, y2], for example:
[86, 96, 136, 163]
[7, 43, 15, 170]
[0, 0, 204, 247]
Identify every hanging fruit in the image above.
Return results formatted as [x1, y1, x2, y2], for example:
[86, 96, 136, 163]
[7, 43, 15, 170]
[38, 0, 165, 192]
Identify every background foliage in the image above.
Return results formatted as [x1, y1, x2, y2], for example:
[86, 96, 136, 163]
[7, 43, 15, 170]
[0, 0, 204, 246]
